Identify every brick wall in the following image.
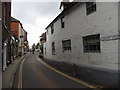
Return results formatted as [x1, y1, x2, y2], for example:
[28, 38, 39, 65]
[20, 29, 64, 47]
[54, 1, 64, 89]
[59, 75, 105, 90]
[11, 22, 19, 38]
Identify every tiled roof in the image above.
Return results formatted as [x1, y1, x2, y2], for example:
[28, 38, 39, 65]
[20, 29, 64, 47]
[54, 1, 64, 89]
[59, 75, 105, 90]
[11, 17, 20, 22]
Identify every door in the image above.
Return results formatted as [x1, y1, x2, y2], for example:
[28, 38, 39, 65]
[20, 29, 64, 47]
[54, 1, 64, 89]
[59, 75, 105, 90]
[3, 43, 7, 71]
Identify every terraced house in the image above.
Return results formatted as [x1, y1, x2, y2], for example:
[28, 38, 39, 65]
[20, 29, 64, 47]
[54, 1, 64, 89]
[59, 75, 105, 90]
[44, 1, 119, 87]
[11, 17, 28, 56]
[1, 1, 19, 72]
[2, 1, 11, 71]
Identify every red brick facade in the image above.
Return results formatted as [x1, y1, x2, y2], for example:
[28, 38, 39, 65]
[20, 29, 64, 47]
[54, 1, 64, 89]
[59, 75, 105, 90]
[11, 22, 19, 38]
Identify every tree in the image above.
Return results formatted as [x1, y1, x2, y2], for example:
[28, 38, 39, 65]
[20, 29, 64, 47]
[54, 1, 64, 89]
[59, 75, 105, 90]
[36, 43, 40, 49]
[40, 44, 43, 54]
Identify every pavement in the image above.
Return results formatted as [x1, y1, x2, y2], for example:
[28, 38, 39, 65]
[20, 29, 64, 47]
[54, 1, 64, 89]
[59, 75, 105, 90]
[2, 54, 26, 88]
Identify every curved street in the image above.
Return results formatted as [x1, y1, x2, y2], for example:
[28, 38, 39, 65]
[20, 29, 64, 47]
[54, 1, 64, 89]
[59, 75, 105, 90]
[13, 52, 93, 88]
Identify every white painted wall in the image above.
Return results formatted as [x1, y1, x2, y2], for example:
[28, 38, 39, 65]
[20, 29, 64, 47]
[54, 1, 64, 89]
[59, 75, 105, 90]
[44, 2, 119, 70]
[118, 2, 120, 71]
[18, 24, 24, 54]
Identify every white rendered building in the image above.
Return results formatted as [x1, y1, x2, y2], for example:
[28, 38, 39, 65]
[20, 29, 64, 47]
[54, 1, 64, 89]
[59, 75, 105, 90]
[44, 2, 119, 87]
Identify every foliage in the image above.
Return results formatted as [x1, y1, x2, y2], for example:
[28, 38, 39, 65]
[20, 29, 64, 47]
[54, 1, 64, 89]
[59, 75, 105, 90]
[35, 43, 40, 49]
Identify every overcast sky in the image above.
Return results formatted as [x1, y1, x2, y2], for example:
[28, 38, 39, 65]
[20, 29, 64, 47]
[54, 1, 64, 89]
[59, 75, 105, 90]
[11, 1, 62, 47]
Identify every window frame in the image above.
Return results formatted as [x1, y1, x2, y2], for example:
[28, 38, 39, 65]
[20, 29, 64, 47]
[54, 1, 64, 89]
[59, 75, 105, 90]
[47, 30, 48, 35]
[52, 42, 55, 55]
[86, 2, 96, 15]
[51, 24, 54, 34]
[83, 34, 101, 53]
[61, 16, 65, 28]
[62, 39, 71, 52]
[45, 47, 46, 54]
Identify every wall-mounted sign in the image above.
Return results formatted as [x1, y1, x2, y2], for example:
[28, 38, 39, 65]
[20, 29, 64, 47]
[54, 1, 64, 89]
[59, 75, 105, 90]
[101, 34, 120, 41]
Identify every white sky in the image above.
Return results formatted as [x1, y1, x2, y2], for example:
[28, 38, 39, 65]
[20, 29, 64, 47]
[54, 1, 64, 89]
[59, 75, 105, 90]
[11, 1, 62, 48]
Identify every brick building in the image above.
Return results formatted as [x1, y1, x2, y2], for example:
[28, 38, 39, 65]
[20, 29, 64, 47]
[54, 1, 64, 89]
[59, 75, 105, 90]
[2, 2, 11, 71]
[11, 17, 28, 55]
[10, 17, 20, 38]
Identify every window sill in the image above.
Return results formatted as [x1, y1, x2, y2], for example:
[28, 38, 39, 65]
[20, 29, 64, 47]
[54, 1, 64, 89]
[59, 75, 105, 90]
[63, 50, 72, 52]
[84, 51, 101, 53]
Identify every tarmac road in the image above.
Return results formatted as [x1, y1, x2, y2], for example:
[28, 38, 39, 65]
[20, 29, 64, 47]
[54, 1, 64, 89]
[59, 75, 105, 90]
[13, 52, 95, 88]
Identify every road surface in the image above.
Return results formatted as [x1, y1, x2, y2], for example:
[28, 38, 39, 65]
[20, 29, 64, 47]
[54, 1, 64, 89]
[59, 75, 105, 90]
[13, 52, 95, 88]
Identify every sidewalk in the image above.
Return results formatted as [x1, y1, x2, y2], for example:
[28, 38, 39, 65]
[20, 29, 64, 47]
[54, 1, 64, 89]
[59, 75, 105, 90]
[2, 55, 26, 88]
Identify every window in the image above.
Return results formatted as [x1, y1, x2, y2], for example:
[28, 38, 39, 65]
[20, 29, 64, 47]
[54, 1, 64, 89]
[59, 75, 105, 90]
[52, 42, 55, 55]
[62, 39, 71, 51]
[45, 47, 46, 54]
[86, 2, 96, 15]
[47, 30, 48, 35]
[51, 24, 54, 34]
[61, 16, 65, 28]
[83, 34, 100, 53]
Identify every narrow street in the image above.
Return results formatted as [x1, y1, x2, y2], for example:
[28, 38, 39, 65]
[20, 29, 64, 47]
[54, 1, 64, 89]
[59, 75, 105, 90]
[13, 52, 91, 88]
[1, 1, 119, 89]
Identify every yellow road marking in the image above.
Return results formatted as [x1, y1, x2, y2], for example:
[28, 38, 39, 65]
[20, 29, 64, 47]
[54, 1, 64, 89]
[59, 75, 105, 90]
[36, 56, 102, 89]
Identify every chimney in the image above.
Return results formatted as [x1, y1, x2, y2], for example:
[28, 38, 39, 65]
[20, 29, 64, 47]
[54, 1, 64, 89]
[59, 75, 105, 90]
[60, 0, 70, 10]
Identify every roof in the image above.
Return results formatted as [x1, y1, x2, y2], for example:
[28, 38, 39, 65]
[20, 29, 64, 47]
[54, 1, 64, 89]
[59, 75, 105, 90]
[11, 17, 20, 22]
[45, 2, 80, 30]
[23, 29, 28, 34]
[59, 2, 70, 9]
[40, 33, 46, 37]
[11, 17, 24, 29]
